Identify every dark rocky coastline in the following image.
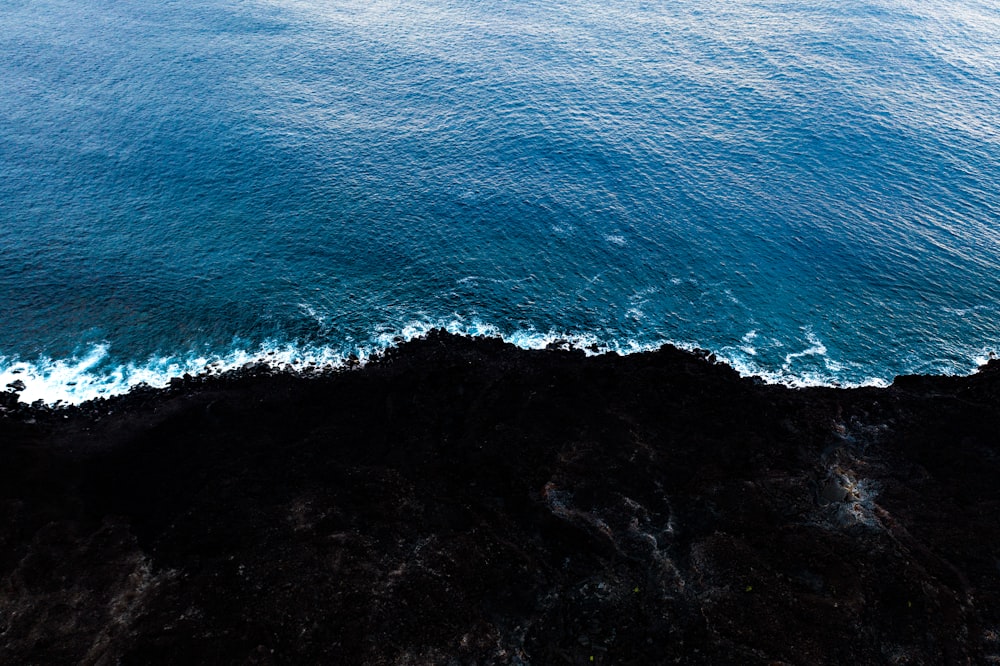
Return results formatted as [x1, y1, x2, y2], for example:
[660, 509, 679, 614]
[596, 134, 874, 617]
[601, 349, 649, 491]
[2, 330, 999, 664]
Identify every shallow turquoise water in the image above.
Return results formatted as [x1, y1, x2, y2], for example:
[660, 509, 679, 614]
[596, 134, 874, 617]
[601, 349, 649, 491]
[1, 0, 999, 403]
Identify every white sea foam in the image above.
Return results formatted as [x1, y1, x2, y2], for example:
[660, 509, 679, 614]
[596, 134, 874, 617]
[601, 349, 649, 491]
[739, 330, 758, 357]
[0, 319, 581, 406]
[2, 320, 990, 407]
[373, 318, 621, 355]
[782, 330, 828, 369]
[0, 314, 678, 407]
[973, 351, 998, 367]
[1, 344, 113, 406]
[719, 352, 892, 390]
[712, 329, 893, 389]
[0, 341, 357, 407]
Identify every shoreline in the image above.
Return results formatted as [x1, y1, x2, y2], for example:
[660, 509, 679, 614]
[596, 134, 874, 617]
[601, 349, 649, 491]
[2, 329, 999, 663]
[6, 322, 987, 408]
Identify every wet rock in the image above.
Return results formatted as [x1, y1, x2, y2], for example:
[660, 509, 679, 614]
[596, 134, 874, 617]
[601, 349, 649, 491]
[819, 478, 849, 505]
[0, 391, 18, 410]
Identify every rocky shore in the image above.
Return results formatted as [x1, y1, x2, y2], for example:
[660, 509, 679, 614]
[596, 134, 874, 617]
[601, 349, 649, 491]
[2, 330, 999, 664]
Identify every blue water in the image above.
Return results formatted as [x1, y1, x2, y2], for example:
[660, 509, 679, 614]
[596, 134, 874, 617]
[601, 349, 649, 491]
[2, 0, 999, 403]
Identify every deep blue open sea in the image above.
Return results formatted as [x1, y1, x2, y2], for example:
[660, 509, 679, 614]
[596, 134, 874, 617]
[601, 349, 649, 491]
[1, 0, 998, 404]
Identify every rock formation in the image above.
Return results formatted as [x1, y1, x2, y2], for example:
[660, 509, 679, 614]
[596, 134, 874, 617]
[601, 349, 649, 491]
[2, 331, 998, 664]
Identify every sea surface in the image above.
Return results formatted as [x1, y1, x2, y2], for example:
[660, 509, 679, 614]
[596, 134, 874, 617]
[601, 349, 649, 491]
[1, 0, 998, 404]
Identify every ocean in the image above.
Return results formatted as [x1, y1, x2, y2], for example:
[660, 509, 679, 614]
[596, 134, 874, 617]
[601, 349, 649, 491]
[1, 0, 998, 404]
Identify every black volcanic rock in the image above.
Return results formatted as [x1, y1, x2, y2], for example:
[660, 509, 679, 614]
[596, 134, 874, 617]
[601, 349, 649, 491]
[1, 330, 999, 664]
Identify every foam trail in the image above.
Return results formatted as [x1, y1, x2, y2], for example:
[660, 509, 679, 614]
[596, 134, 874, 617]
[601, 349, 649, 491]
[718, 351, 892, 389]
[1, 344, 112, 406]
[0, 342, 359, 407]
[713, 329, 891, 389]
[782, 331, 828, 369]
[0, 318, 628, 407]
[3, 319, 990, 407]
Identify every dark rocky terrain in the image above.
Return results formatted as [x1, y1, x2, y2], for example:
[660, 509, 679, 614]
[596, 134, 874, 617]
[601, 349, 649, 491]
[2, 330, 999, 665]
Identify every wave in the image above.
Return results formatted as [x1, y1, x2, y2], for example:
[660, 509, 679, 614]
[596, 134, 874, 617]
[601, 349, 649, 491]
[0, 319, 616, 407]
[0, 319, 992, 407]
[0, 341, 349, 407]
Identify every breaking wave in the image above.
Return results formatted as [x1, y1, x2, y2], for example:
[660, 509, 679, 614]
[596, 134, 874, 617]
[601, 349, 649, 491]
[2, 318, 992, 407]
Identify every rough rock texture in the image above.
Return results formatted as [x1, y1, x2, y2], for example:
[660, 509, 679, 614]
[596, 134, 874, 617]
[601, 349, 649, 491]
[1, 330, 999, 664]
